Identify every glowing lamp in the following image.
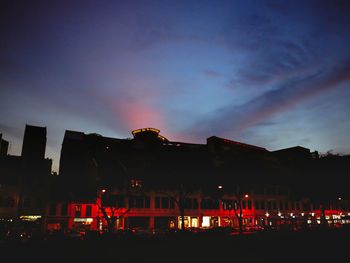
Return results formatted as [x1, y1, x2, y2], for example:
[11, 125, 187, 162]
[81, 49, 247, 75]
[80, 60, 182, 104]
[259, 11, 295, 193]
[265, 212, 269, 217]
[244, 194, 249, 198]
[218, 185, 223, 189]
[101, 189, 106, 193]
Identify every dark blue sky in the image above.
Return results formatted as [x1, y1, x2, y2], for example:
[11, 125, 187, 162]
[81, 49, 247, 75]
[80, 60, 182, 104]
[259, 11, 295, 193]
[1, 0, 350, 172]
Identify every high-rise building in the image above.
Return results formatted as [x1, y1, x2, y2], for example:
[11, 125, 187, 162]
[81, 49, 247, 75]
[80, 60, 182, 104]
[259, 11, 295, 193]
[21, 124, 47, 159]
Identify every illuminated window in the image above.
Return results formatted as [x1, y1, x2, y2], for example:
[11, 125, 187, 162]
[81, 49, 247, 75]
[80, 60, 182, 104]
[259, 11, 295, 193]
[191, 217, 198, 227]
[75, 205, 82, 217]
[202, 216, 210, 227]
[131, 179, 142, 188]
[178, 216, 190, 229]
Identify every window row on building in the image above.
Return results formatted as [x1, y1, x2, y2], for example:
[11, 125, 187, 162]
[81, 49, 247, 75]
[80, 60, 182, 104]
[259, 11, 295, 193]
[47, 196, 350, 218]
[102, 195, 349, 211]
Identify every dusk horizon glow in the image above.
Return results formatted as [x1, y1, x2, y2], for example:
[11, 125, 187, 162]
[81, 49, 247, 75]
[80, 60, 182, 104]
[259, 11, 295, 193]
[1, 0, 350, 173]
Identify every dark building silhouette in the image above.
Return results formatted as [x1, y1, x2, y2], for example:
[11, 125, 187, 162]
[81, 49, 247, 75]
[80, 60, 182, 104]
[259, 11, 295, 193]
[0, 125, 52, 230]
[272, 146, 313, 161]
[0, 134, 9, 155]
[46, 127, 349, 233]
[21, 124, 47, 159]
[2, 125, 349, 234]
[57, 128, 211, 201]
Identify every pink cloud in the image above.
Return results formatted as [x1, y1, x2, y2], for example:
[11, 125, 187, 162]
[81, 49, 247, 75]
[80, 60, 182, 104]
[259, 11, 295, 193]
[113, 100, 164, 132]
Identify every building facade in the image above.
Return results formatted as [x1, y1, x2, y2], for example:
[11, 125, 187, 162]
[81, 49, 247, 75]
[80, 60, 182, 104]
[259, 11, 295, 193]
[0, 125, 52, 234]
[44, 188, 350, 233]
[43, 128, 350, 233]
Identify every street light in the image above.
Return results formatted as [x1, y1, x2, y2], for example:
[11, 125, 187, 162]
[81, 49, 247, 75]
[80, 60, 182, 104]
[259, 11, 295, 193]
[244, 194, 249, 198]
[101, 189, 106, 193]
[218, 185, 223, 190]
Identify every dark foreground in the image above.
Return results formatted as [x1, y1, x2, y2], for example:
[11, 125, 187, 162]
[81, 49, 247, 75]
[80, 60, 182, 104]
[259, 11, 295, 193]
[1, 227, 349, 263]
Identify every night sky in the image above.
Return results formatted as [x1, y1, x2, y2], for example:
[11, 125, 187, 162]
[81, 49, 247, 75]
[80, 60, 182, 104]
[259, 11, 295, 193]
[1, 0, 350, 172]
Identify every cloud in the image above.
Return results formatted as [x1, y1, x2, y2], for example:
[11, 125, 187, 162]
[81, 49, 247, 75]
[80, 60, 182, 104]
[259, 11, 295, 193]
[203, 70, 223, 78]
[226, 38, 313, 91]
[184, 59, 350, 140]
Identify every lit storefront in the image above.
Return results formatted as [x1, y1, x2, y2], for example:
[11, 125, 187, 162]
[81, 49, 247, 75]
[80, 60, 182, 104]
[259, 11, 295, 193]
[43, 195, 350, 233]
